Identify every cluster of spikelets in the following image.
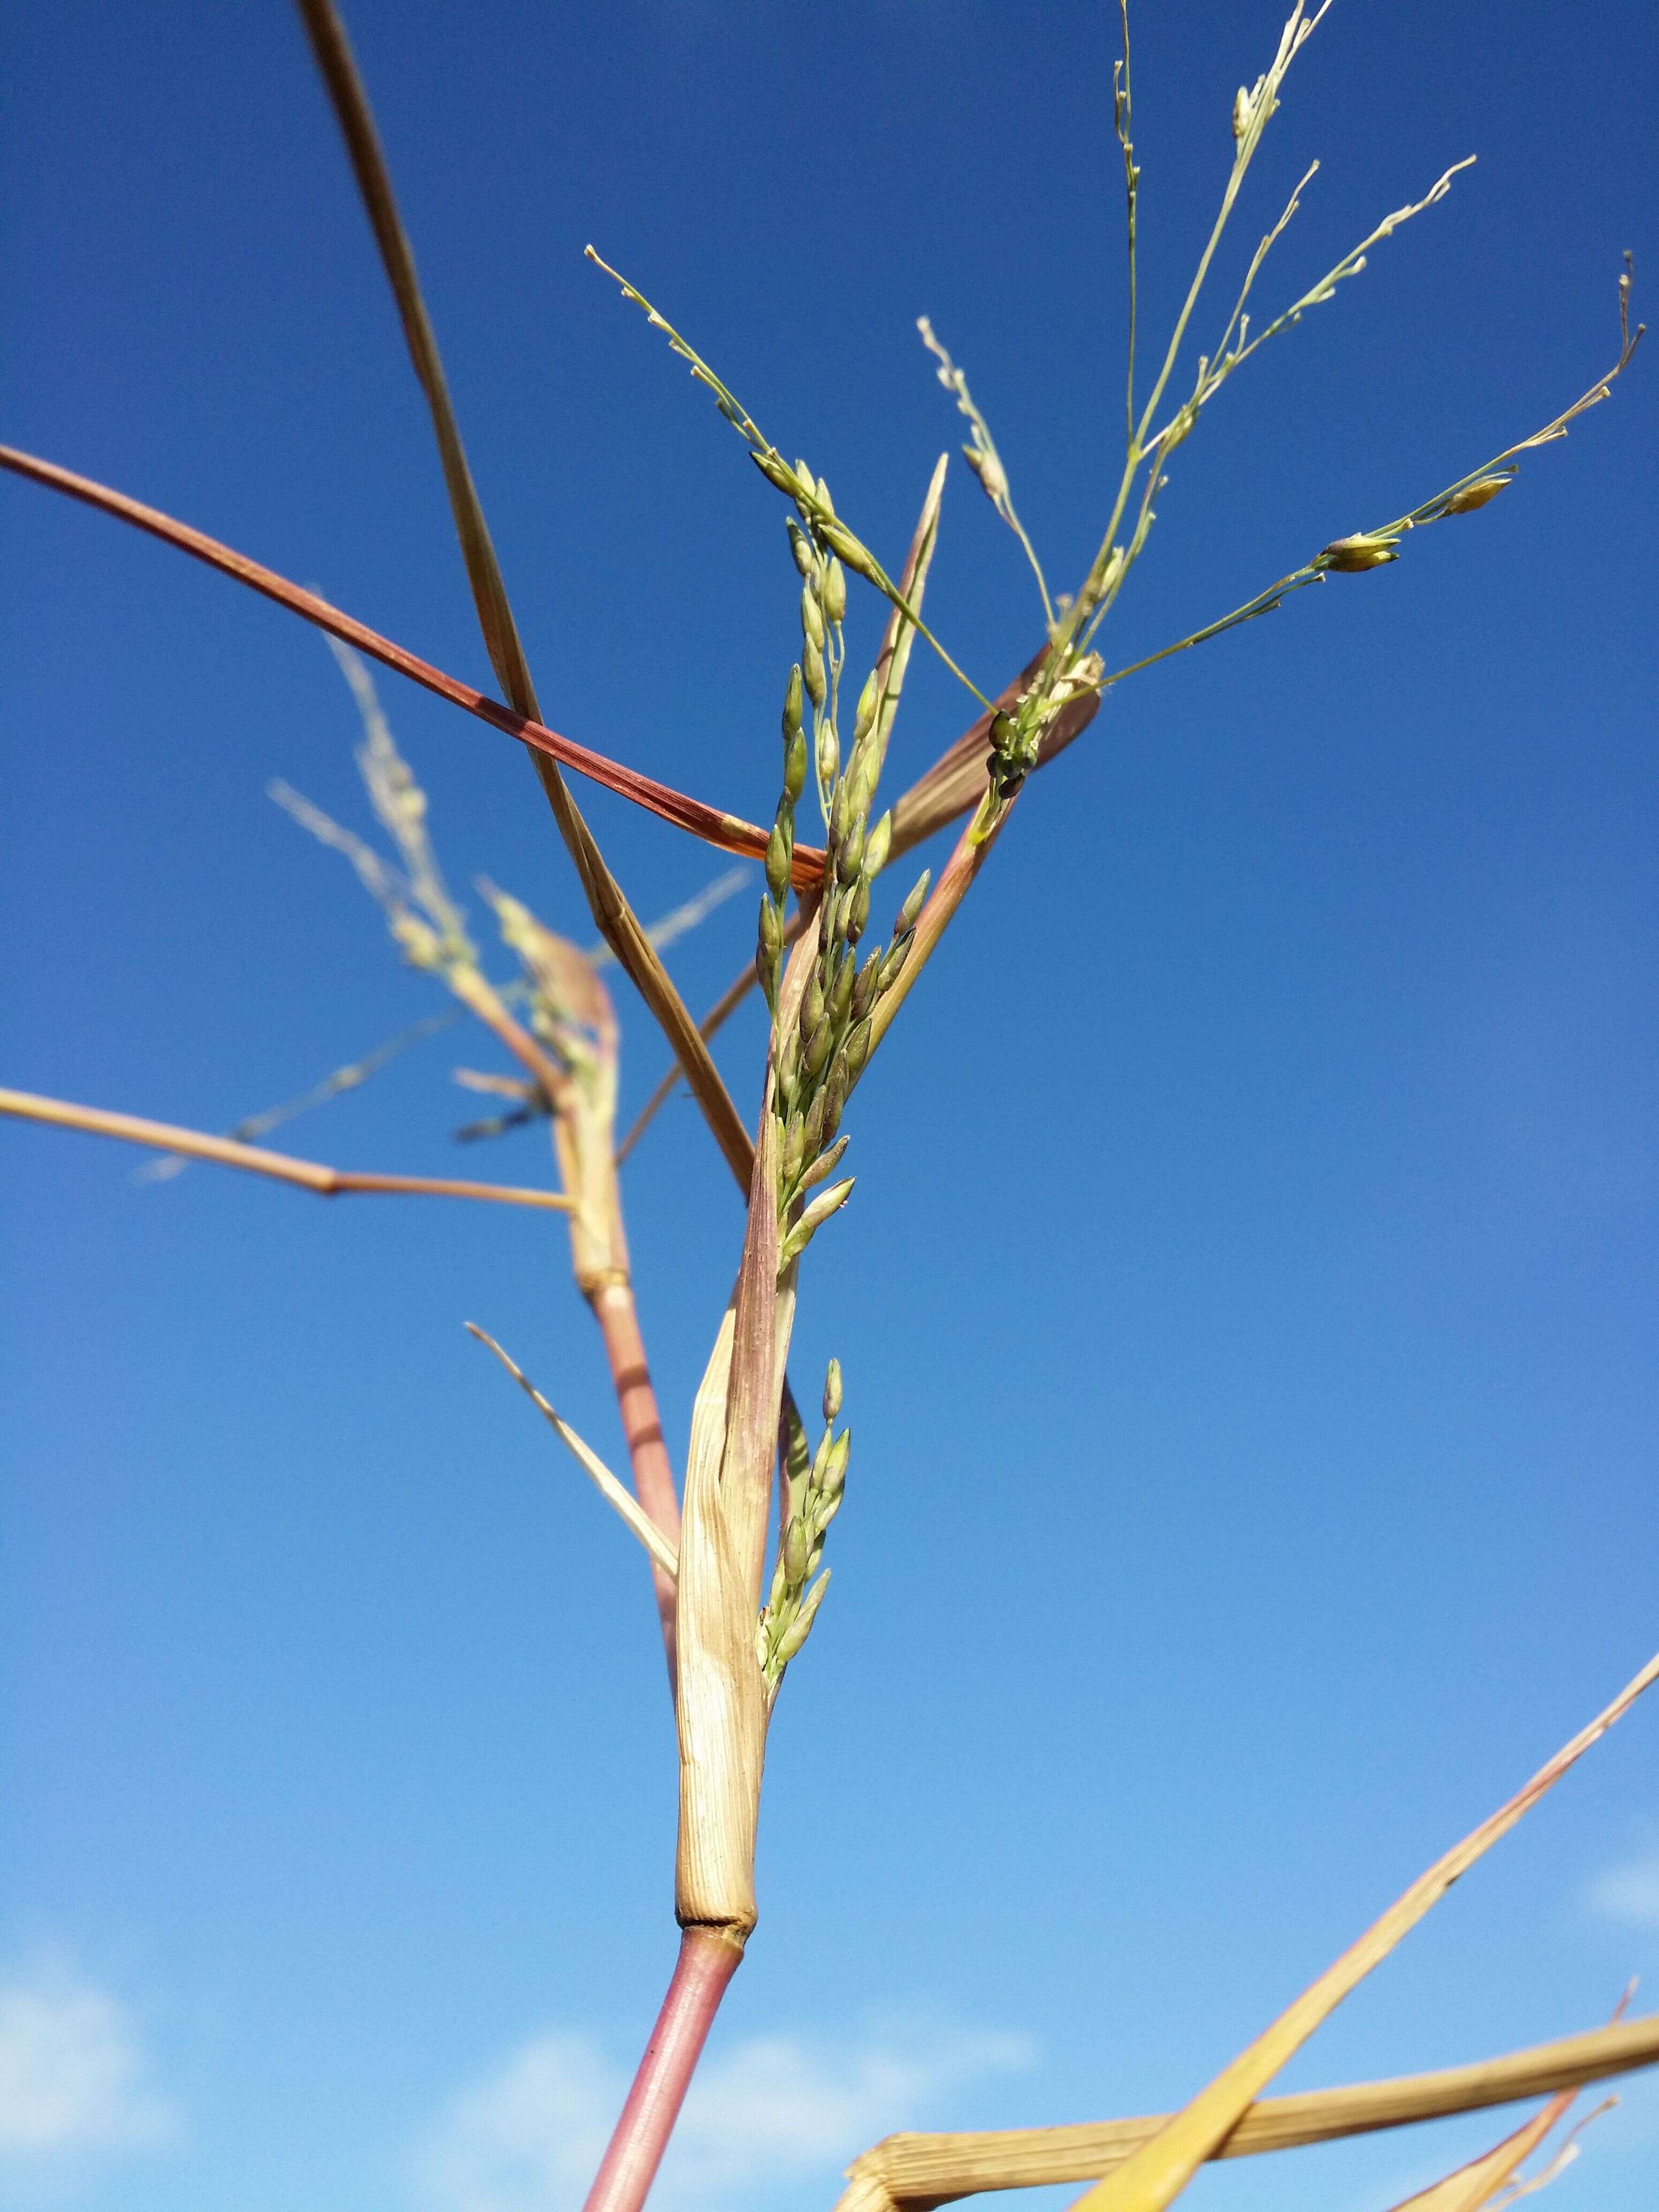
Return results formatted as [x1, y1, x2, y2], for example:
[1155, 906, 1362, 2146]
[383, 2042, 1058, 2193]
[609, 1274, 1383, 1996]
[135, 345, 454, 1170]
[758, 1357, 849, 1688]
[754, 498, 931, 1280]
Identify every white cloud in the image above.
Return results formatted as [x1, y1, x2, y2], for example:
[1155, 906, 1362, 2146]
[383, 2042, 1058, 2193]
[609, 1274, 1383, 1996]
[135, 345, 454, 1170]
[0, 1957, 175, 2173]
[413, 2033, 622, 2212]
[412, 2017, 1034, 2212]
[1586, 1849, 1659, 1931]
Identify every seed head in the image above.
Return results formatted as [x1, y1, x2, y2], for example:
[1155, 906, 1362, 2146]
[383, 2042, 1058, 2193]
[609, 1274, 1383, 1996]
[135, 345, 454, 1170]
[852, 948, 883, 1020]
[854, 670, 880, 741]
[778, 1028, 802, 1107]
[817, 517, 880, 586]
[772, 1570, 829, 1665]
[766, 817, 793, 902]
[1321, 532, 1401, 573]
[783, 726, 808, 803]
[758, 892, 783, 962]
[820, 1429, 851, 1498]
[391, 913, 444, 970]
[895, 870, 930, 935]
[782, 663, 804, 738]
[783, 1514, 812, 1583]
[817, 723, 840, 790]
[1443, 476, 1512, 515]
[801, 584, 825, 649]
[863, 810, 892, 879]
[963, 444, 1009, 504]
[822, 558, 847, 624]
[801, 1134, 848, 1194]
[787, 518, 814, 578]
[828, 948, 855, 1025]
[753, 449, 799, 495]
[843, 1017, 872, 1085]
[821, 1065, 847, 1146]
[846, 877, 870, 944]
[804, 1013, 834, 1079]
[781, 1109, 805, 1187]
[801, 1175, 853, 1239]
[803, 635, 826, 707]
[802, 1088, 827, 1158]
[879, 930, 913, 992]
[823, 1358, 843, 1424]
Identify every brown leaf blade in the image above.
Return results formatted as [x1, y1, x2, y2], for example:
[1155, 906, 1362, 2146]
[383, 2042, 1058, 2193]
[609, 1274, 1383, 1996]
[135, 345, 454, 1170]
[291, 0, 764, 1189]
[0, 443, 804, 881]
[294, 0, 535, 718]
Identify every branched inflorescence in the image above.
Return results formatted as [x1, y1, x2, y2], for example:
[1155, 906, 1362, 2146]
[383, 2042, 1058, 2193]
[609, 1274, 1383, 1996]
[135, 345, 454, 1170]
[754, 488, 931, 1282]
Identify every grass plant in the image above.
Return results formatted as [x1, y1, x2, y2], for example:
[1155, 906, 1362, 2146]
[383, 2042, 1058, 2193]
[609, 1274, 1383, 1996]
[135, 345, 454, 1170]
[2, 5, 1651, 2212]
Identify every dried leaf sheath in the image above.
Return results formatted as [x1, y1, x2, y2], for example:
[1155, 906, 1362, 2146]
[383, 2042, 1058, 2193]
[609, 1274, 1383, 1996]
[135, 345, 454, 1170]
[674, 914, 818, 1940]
[673, 1307, 760, 1938]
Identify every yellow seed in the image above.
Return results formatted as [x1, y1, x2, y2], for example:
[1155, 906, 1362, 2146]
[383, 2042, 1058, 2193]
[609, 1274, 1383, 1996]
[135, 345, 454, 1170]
[1443, 476, 1511, 515]
[1321, 532, 1400, 573]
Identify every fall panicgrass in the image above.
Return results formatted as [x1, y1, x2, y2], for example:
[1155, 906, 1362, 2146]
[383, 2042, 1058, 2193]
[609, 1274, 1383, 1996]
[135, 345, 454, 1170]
[2, 6, 1649, 2212]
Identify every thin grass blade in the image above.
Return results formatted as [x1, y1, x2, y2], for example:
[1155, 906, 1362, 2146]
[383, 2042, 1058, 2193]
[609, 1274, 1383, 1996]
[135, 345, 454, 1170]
[0, 1087, 570, 1211]
[291, 0, 766, 1190]
[466, 1324, 680, 1577]
[1383, 2093, 1575, 2212]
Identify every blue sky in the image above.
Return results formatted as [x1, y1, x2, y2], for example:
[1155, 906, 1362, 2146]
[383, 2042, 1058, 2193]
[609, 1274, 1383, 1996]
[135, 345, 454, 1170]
[2, 2, 1656, 2209]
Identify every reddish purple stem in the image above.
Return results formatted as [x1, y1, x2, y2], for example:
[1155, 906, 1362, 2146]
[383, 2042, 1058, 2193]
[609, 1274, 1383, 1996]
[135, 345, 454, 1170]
[580, 1930, 744, 2212]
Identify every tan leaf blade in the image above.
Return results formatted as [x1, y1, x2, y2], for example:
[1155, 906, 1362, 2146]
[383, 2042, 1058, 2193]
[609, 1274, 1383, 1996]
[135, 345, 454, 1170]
[839, 2013, 1659, 2210]
[466, 1324, 679, 1577]
[0, 1085, 571, 1212]
[1490, 2098, 1617, 2209]
[1066, 1649, 1659, 2212]
[1383, 2093, 1575, 2212]
[869, 453, 948, 776]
